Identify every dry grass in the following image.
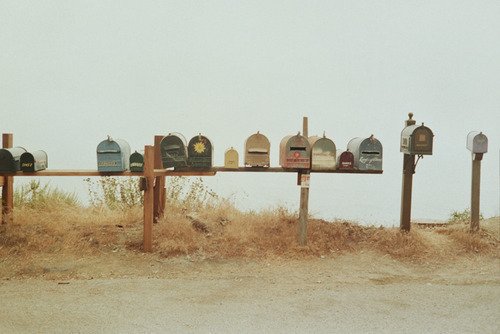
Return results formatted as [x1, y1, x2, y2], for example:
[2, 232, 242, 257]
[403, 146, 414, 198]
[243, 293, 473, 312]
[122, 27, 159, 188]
[1, 200, 498, 264]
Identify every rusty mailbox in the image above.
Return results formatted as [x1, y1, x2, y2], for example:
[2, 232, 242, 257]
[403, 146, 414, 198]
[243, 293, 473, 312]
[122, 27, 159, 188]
[160, 133, 188, 169]
[279, 133, 311, 169]
[224, 147, 239, 169]
[244, 131, 270, 167]
[337, 150, 354, 170]
[96, 136, 131, 172]
[466, 131, 488, 154]
[129, 151, 144, 172]
[20, 150, 48, 172]
[308, 134, 336, 171]
[347, 135, 383, 171]
[400, 123, 434, 155]
[188, 134, 213, 168]
[0, 147, 27, 172]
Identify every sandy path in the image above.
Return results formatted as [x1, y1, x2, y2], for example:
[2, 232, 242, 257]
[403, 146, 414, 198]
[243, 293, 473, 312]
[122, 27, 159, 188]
[1, 254, 499, 333]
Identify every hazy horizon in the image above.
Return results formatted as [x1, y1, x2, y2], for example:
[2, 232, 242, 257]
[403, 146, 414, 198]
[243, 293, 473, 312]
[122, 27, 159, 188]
[1, 1, 499, 225]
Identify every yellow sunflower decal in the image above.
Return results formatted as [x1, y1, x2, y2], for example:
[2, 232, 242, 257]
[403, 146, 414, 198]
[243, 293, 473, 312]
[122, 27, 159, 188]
[193, 141, 206, 154]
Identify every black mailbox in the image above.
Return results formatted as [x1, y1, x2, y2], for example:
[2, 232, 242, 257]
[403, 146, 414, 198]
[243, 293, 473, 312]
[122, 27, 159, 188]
[20, 150, 48, 172]
[129, 151, 144, 172]
[160, 133, 188, 169]
[188, 134, 213, 168]
[0, 147, 27, 172]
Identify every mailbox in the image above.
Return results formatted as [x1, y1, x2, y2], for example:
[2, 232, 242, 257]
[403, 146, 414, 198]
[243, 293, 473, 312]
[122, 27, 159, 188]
[347, 135, 383, 170]
[279, 133, 311, 169]
[129, 151, 144, 172]
[224, 147, 239, 169]
[96, 136, 131, 172]
[0, 147, 27, 172]
[400, 123, 434, 155]
[337, 150, 354, 170]
[20, 150, 48, 172]
[160, 133, 188, 169]
[309, 134, 336, 171]
[188, 134, 213, 168]
[466, 131, 488, 154]
[244, 131, 270, 167]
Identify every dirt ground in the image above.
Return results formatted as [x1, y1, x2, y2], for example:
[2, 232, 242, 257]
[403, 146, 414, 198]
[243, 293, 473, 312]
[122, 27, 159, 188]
[1, 250, 499, 333]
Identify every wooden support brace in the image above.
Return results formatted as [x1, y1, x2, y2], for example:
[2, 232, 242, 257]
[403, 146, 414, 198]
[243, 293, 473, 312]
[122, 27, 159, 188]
[153, 135, 166, 222]
[2, 133, 14, 224]
[143, 145, 155, 252]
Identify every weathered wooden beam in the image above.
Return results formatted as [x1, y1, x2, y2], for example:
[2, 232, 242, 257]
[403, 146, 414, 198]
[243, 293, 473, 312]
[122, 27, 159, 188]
[2, 133, 14, 224]
[143, 145, 155, 252]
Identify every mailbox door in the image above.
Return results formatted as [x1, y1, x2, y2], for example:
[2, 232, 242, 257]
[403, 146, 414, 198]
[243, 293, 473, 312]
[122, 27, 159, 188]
[358, 138, 383, 170]
[224, 148, 239, 169]
[411, 127, 433, 155]
[337, 151, 354, 170]
[129, 152, 144, 172]
[188, 135, 213, 168]
[97, 140, 123, 172]
[0, 147, 27, 172]
[280, 135, 310, 169]
[161, 134, 188, 168]
[310, 137, 336, 171]
[245, 133, 270, 167]
[467, 132, 488, 154]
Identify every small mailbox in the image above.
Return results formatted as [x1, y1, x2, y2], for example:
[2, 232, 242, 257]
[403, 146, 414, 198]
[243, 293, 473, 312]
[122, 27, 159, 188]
[20, 150, 48, 172]
[279, 133, 311, 169]
[160, 133, 188, 169]
[96, 136, 131, 172]
[466, 131, 488, 154]
[129, 151, 144, 172]
[400, 123, 434, 155]
[0, 147, 27, 172]
[309, 134, 336, 171]
[188, 134, 213, 168]
[337, 150, 354, 170]
[347, 135, 383, 170]
[244, 131, 270, 167]
[224, 147, 239, 169]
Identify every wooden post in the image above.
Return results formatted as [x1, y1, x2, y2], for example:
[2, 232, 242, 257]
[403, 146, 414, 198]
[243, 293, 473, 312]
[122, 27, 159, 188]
[153, 135, 165, 222]
[298, 117, 309, 246]
[2, 133, 14, 224]
[400, 154, 415, 232]
[400, 114, 416, 232]
[143, 145, 155, 252]
[470, 153, 482, 232]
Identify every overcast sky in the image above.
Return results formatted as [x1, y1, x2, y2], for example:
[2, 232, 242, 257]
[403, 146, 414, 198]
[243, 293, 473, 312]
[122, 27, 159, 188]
[1, 1, 499, 225]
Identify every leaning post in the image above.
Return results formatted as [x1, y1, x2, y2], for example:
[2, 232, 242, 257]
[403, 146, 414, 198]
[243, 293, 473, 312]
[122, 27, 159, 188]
[298, 117, 310, 246]
[143, 145, 155, 252]
[1, 133, 14, 224]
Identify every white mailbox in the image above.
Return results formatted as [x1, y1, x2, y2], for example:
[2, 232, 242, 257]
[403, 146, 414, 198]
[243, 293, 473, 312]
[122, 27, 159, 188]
[466, 131, 488, 154]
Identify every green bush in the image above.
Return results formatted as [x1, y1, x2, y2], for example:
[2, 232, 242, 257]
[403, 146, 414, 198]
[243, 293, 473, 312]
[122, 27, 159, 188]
[14, 180, 79, 208]
[448, 208, 484, 224]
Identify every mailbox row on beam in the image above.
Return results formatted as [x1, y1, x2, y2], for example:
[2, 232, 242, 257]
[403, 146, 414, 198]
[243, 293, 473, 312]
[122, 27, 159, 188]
[0, 147, 48, 172]
[156, 132, 384, 171]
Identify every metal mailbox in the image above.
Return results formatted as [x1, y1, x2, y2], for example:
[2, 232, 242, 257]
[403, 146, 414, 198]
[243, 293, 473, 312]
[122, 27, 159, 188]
[347, 135, 383, 170]
[129, 151, 144, 172]
[160, 133, 188, 169]
[0, 147, 27, 172]
[244, 131, 270, 167]
[188, 134, 213, 168]
[308, 134, 336, 171]
[224, 147, 239, 169]
[466, 131, 488, 154]
[337, 150, 354, 170]
[96, 136, 131, 172]
[279, 133, 311, 169]
[20, 150, 48, 172]
[400, 123, 434, 155]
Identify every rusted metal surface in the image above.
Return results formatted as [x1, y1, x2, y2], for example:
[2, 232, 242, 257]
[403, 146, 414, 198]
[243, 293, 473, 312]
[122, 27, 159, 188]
[244, 132, 270, 167]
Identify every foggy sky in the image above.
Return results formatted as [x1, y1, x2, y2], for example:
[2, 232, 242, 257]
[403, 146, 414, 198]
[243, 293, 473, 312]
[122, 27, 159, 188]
[1, 1, 499, 225]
